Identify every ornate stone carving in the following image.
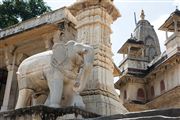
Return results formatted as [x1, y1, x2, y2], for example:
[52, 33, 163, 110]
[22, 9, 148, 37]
[69, 0, 127, 115]
[15, 40, 94, 109]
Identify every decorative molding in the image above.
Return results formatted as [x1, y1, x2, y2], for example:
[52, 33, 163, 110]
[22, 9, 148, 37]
[80, 89, 120, 102]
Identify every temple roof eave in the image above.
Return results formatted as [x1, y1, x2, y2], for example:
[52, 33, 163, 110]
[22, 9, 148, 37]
[159, 9, 180, 32]
[117, 39, 144, 54]
[68, 0, 121, 21]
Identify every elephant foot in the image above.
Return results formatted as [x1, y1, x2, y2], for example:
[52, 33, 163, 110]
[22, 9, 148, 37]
[15, 89, 34, 109]
[71, 92, 85, 109]
[49, 104, 61, 108]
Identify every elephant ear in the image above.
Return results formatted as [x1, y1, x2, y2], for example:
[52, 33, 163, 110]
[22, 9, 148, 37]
[51, 43, 67, 66]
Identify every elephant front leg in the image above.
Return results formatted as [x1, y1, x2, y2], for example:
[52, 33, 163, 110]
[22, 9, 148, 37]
[47, 74, 63, 108]
[15, 89, 34, 109]
[62, 81, 85, 108]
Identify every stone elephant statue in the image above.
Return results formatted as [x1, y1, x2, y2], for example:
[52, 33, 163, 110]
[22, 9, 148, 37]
[15, 40, 94, 109]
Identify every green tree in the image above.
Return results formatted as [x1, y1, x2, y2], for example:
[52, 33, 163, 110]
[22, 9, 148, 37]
[0, 0, 51, 29]
[0, 0, 18, 29]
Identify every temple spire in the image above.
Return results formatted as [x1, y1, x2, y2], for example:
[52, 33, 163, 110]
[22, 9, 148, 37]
[140, 9, 145, 20]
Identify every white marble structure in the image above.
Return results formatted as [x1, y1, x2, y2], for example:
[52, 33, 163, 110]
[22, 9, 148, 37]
[115, 9, 180, 111]
[69, 0, 127, 115]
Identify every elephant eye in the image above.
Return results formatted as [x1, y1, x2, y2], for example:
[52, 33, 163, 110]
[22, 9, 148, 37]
[84, 49, 88, 53]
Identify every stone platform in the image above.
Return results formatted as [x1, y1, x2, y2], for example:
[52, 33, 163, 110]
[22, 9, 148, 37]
[0, 106, 179, 120]
[0, 105, 100, 120]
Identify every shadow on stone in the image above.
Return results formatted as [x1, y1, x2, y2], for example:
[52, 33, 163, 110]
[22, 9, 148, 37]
[0, 105, 101, 120]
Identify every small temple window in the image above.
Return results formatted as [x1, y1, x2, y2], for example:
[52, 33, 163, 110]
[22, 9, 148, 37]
[124, 90, 127, 99]
[150, 86, 155, 98]
[160, 80, 165, 92]
[137, 88, 145, 101]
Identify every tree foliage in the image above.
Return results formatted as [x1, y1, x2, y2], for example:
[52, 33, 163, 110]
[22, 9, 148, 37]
[0, 0, 51, 29]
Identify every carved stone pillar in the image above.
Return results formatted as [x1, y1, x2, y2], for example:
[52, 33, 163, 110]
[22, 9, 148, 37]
[69, 0, 127, 115]
[1, 64, 18, 111]
[173, 20, 177, 33]
[1, 46, 27, 111]
[1, 46, 18, 111]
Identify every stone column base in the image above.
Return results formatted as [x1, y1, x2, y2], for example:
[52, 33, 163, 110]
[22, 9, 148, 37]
[83, 94, 128, 115]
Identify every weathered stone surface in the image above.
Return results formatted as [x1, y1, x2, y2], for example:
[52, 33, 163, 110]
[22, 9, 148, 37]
[0, 105, 100, 120]
[0, 7, 76, 40]
[69, 0, 127, 115]
[0, 106, 179, 120]
[15, 41, 94, 110]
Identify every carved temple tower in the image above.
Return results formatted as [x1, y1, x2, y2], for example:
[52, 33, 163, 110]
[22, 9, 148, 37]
[134, 10, 161, 62]
[69, 0, 127, 115]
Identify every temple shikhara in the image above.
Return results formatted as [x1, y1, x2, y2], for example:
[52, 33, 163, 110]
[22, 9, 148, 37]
[0, 0, 179, 119]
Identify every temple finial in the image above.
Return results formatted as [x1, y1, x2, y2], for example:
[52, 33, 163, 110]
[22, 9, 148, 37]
[140, 9, 145, 20]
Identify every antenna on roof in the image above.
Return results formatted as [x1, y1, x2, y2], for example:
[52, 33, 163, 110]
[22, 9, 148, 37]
[134, 12, 137, 26]
[176, 6, 179, 10]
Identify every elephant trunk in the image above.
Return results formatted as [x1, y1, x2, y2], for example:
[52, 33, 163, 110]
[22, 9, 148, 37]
[74, 47, 94, 93]
[75, 64, 93, 92]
